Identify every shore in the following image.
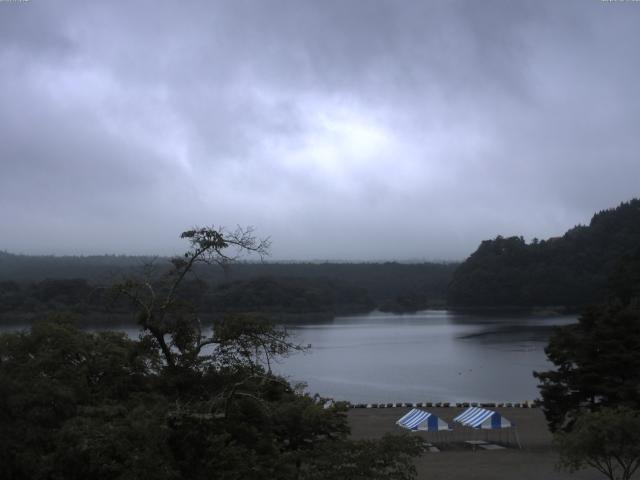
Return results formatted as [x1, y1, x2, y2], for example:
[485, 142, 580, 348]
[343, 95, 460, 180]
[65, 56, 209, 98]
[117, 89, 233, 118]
[348, 407, 604, 480]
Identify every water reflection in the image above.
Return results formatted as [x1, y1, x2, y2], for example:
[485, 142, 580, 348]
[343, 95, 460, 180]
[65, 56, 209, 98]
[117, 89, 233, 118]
[274, 310, 576, 404]
[0, 310, 576, 404]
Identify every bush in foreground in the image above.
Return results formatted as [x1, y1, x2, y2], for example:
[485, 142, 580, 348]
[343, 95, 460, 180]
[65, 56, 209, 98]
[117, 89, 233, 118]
[555, 407, 640, 480]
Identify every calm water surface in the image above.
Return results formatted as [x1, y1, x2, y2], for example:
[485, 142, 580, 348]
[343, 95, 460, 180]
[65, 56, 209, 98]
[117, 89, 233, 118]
[0, 310, 575, 404]
[273, 310, 576, 404]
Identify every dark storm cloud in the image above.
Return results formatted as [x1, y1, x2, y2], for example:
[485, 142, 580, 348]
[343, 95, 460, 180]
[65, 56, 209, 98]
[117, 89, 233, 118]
[1, 0, 639, 259]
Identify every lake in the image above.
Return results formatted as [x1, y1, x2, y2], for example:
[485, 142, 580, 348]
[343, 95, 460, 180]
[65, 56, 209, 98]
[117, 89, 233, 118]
[0, 310, 575, 404]
[272, 310, 576, 404]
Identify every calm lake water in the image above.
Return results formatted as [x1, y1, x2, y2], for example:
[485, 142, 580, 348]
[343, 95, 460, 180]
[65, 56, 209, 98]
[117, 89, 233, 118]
[272, 310, 576, 404]
[0, 310, 576, 404]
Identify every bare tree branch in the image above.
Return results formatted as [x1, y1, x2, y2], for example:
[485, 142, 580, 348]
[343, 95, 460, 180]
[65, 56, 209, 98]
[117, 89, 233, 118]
[113, 225, 274, 370]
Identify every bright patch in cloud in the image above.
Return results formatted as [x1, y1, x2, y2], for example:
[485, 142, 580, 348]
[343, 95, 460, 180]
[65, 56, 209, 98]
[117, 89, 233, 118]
[282, 102, 394, 185]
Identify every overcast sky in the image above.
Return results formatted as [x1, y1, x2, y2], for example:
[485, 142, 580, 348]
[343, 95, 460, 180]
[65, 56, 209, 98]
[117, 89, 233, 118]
[1, 0, 639, 261]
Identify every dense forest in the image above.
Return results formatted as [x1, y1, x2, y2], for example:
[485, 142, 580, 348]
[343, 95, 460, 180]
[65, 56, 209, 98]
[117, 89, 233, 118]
[0, 254, 456, 321]
[534, 244, 640, 432]
[449, 199, 640, 308]
[0, 228, 423, 479]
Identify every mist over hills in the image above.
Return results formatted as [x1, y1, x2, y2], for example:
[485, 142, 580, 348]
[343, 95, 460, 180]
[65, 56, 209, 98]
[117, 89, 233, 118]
[2, 198, 639, 315]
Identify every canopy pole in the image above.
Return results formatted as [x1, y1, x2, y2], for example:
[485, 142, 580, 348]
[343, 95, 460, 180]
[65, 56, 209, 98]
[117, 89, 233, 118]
[514, 428, 522, 450]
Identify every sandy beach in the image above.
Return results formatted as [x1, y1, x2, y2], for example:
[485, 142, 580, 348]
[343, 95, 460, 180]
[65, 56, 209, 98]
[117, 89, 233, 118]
[348, 407, 607, 480]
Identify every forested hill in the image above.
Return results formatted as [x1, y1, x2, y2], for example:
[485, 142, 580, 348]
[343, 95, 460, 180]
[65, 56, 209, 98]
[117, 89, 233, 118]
[0, 253, 454, 293]
[0, 253, 457, 315]
[0, 252, 152, 282]
[448, 199, 640, 308]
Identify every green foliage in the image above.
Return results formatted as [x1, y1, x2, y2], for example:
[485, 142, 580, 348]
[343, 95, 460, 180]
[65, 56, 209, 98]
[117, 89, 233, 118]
[0, 254, 456, 317]
[0, 317, 161, 479]
[1, 228, 422, 479]
[51, 403, 177, 480]
[0, 318, 421, 479]
[555, 407, 640, 480]
[301, 434, 425, 480]
[210, 314, 297, 373]
[208, 276, 374, 315]
[534, 245, 640, 432]
[535, 304, 640, 432]
[449, 199, 640, 307]
[379, 292, 431, 313]
[0, 275, 374, 318]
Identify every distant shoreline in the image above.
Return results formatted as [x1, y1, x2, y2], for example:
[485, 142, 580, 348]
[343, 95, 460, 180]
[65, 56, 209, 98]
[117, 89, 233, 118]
[0, 306, 579, 329]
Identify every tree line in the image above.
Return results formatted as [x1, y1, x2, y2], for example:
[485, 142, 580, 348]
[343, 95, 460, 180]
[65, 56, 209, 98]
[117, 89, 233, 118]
[449, 199, 640, 308]
[0, 260, 456, 320]
[0, 276, 375, 318]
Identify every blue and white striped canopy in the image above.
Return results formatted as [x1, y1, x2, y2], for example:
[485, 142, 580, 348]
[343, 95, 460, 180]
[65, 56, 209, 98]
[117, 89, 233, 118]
[453, 407, 513, 429]
[396, 409, 451, 432]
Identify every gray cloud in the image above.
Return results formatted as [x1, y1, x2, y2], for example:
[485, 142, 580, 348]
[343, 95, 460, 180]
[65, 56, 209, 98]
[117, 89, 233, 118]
[1, 0, 639, 260]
